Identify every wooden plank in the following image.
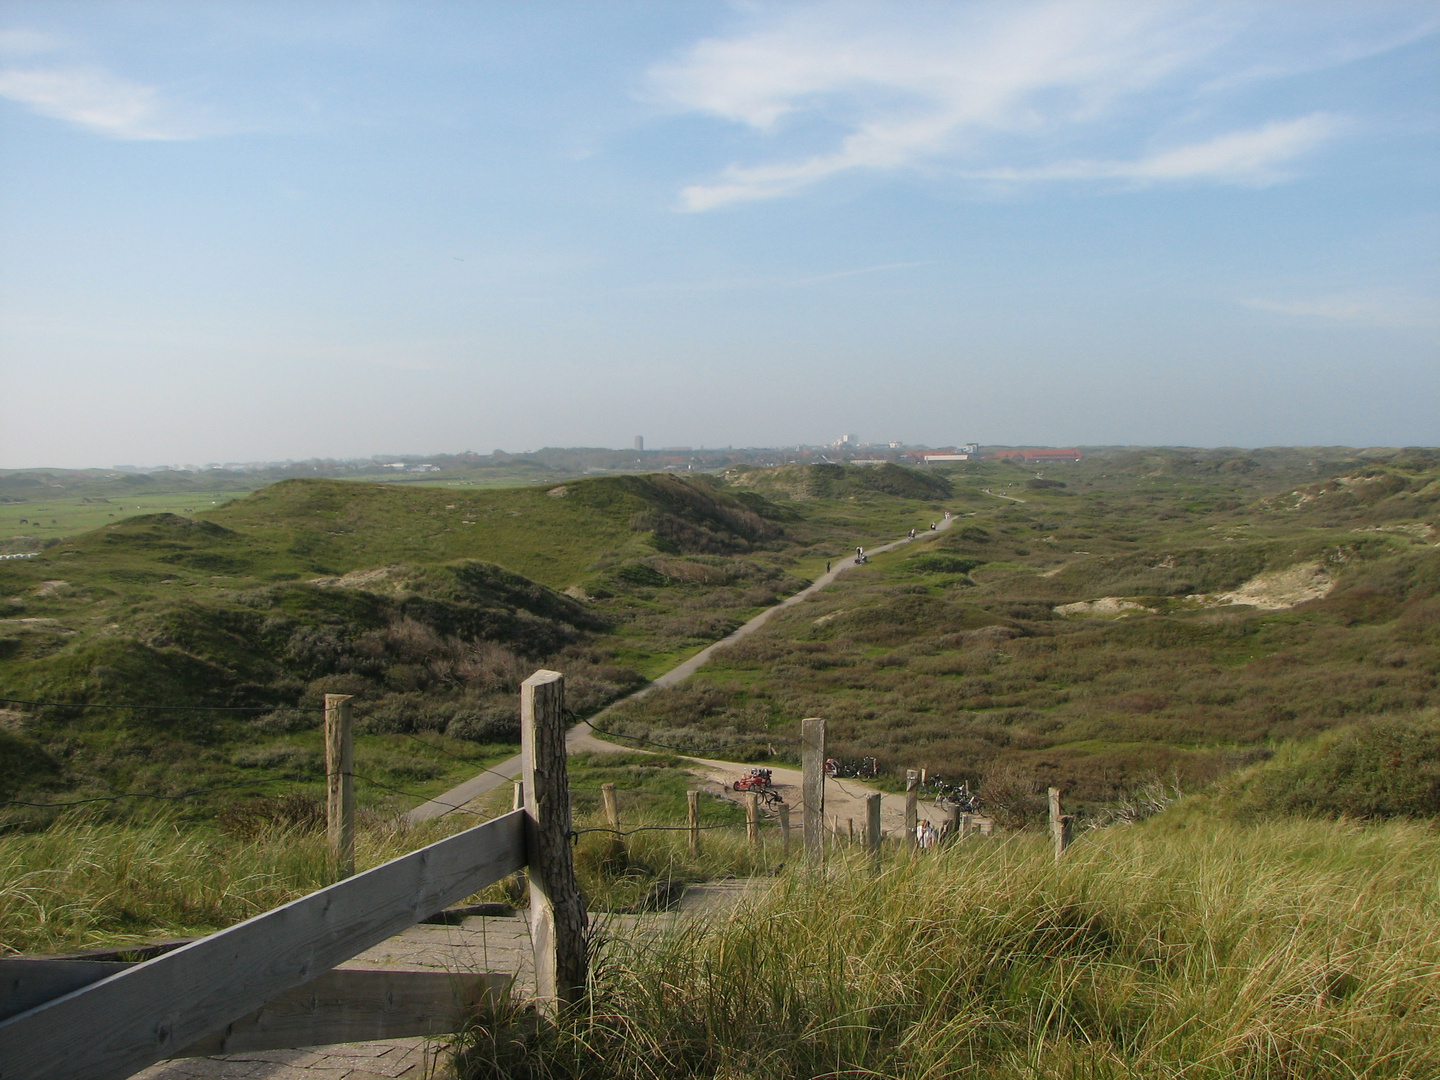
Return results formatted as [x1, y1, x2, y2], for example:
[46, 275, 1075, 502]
[174, 968, 511, 1056]
[0, 959, 128, 1022]
[800, 718, 825, 866]
[4, 963, 510, 1055]
[0, 809, 526, 1080]
[521, 670, 588, 1016]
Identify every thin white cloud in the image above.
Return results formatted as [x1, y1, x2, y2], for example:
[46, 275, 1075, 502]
[1244, 292, 1439, 330]
[0, 65, 198, 140]
[970, 113, 1341, 187]
[654, 2, 1425, 210]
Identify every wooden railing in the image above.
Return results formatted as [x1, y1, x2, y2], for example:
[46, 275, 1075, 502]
[0, 669, 585, 1080]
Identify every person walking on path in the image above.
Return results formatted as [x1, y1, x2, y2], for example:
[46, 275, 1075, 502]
[826, 561, 831, 573]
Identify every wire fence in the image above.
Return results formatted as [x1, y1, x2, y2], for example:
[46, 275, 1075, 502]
[0, 696, 794, 831]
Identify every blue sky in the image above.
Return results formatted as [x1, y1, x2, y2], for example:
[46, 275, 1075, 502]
[1, 1, 1436, 468]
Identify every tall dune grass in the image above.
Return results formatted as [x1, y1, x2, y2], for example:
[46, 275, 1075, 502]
[0, 811, 459, 954]
[461, 817, 1440, 1079]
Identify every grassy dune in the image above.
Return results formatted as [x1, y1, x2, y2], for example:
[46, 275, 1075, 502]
[462, 816, 1440, 1079]
[600, 455, 1440, 814]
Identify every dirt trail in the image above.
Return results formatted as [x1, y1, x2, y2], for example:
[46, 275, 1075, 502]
[409, 514, 959, 822]
[673, 757, 957, 835]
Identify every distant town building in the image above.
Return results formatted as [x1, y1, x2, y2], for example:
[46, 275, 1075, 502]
[835, 434, 858, 447]
[888, 440, 903, 449]
[634, 436, 644, 452]
[988, 448, 1083, 463]
[919, 453, 969, 463]
[960, 443, 979, 455]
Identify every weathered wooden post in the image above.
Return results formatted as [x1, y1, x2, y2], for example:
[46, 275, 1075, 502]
[601, 783, 620, 834]
[847, 818, 855, 843]
[601, 781, 625, 862]
[801, 718, 825, 866]
[778, 802, 791, 856]
[324, 694, 354, 878]
[521, 670, 587, 1014]
[904, 770, 918, 851]
[944, 802, 962, 847]
[746, 792, 760, 849]
[1049, 787, 1073, 862]
[506, 781, 528, 904]
[687, 789, 700, 857]
[865, 792, 882, 872]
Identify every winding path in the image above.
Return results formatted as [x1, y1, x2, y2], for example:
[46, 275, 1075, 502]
[407, 513, 958, 823]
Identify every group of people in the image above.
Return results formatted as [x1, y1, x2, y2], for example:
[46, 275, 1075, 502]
[915, 820, 938, 850]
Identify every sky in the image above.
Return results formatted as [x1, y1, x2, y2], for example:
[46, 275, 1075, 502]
[1, 1, 1437, 469]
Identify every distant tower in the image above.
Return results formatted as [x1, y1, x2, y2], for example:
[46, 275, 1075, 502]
[634, 436, 644, 452]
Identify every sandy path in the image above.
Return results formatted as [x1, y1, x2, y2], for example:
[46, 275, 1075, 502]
[408, 514, 958, 822]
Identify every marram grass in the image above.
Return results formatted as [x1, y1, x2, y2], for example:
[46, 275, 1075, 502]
[0, 810, 463, 954]
[461, 816, 1440, 1080]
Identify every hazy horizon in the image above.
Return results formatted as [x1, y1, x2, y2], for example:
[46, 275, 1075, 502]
[2, 2, 1437, 469]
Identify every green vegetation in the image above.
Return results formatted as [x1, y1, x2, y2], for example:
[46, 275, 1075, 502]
[0, 807, 464, 955]
[599, 450, 1440, 818]
[462, 815, 1440, 1079]
[0, 464, 953, 819]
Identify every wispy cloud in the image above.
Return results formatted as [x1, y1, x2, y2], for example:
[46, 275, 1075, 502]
[1244, 291, 1439, 330]
[653, 2, 1427, 210]
[970, 113, 1341, 187]
[0, 65, 199, 140]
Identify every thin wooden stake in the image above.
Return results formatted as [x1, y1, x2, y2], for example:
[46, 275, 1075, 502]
[904, 770, 918, 851]
[745, 792, 760, 849]
[521, 670, 587, 1015]
[945, 802, 962, 846]
[1049, 787, 1073, 862]
[778, 803, 790, 856]
[801, 718, 825, 867]
[601, 781, 625, 862]
[847, 817, 854, 842]
[865, 792, 881, 872]
[324, 694, 354, 878]
[687, 790, 700, 857]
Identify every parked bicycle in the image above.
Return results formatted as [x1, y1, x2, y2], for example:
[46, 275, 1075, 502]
[824, 757, 878, 780]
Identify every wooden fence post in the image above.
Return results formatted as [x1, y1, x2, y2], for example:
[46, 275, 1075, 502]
[1049, 787, 1073, 862]
[847, 818, 854, 843]
[904, 770, 918, 851]
[801, 718, 825, 867]
[506, 781, 528, 904]
[746, 792, 760, 849]
[687, 790, 700, 857]
[521, 670, 587, 1014]
[324, 694, 354, 878]
[865, 792, 881, 872]
[778, 803, 790, 856]
[601, 781, 625, 862]
[944, 802, 962, 846]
